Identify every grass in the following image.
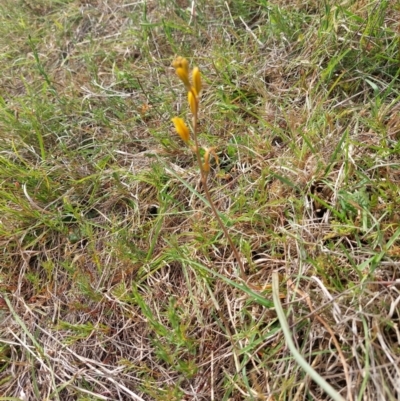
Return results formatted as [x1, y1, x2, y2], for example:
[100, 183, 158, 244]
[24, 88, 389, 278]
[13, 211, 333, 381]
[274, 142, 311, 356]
[0, 0, 400, 400]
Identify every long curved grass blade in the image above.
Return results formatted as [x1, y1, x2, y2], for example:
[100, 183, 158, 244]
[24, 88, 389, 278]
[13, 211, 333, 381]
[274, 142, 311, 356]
[272, 272, 346, 401]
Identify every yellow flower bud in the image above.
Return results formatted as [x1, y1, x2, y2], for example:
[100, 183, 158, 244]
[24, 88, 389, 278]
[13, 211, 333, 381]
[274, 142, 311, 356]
[188, 90, 197, 114]
[172, 56, 189, 74]
[192, 67, 202, 95]
[173, 57, 191, 89]
[202, 147, 218, 175]
[171, 117, 190, 143]
[175, 67, 190, 89]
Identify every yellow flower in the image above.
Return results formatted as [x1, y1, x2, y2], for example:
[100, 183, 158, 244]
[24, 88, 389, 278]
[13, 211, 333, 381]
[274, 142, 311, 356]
[175, 68, 190, 88]
[188, 90, 197, 114]
[171, 117, 190, 143]
[172, 57, 190, 89]
[172, 56, 189, 74]
[192, 67, 202, 95]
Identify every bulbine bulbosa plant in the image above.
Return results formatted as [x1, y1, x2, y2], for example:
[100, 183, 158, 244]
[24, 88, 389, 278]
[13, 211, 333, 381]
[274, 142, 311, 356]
[171, 57, 246, 280]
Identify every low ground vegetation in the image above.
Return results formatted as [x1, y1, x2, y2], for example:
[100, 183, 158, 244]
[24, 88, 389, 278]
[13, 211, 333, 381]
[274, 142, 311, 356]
[0, 0, 400, 400]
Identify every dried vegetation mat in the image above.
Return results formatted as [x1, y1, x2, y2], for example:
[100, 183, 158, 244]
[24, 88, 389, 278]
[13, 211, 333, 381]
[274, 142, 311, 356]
[0, 0, 400, 400]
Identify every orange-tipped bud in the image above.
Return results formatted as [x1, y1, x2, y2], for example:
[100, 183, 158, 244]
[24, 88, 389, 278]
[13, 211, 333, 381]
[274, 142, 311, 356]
[192, 67, 202, 95]
[173, 57, 191, 89]
[172, 56, 189, 74]
[171, 117, 190, 143]
[202, 147, 218, 175]
[188, 90, 197, 114]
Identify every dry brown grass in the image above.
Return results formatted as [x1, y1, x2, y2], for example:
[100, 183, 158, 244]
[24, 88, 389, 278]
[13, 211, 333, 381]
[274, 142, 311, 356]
[0, 0, 400, 400]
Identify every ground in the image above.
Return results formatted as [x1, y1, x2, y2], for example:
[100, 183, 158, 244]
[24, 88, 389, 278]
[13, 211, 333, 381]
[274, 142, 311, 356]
[0, 0, 400, 400]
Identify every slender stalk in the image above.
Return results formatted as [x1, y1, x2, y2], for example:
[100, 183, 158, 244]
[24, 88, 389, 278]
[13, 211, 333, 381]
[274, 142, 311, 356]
[191, 89, 247, 281]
